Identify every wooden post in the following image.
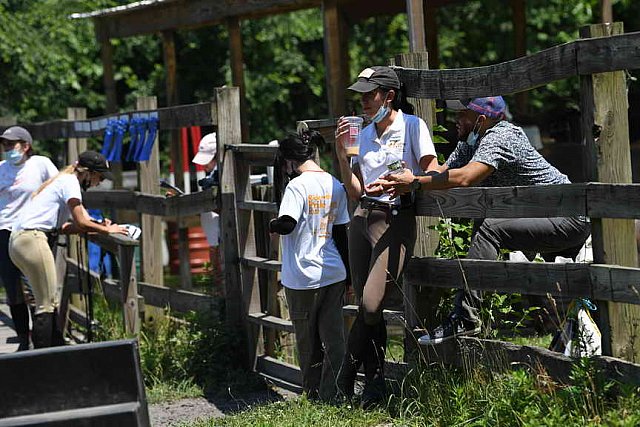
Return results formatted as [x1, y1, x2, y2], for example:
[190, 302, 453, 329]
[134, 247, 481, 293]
[601, 0, 613, 24]
[406, 0, 426, 52]
[217, 87, 261, 368]
[394, 52, 441, 360]
[119, 245, 140, 335]
[424, 4, 439, 70]
[162, 30, 191, 289]
[510, 0, 528, 117]
[322, 0, 349, 118]
[136, 97, 163, 287]
[64, 108, 88, 334]
[227, 16, 249, 142]
[580, 23, 640, 361]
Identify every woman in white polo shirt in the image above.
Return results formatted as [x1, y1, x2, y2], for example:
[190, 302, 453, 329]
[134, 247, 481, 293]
[334, 66, 438, 407]
[269, 130, 350, 402]
[9, 150, 127, 348]
[0, 126, 59, 351]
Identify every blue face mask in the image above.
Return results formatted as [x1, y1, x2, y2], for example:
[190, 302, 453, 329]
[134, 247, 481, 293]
[465, 117, 482, 147]
[371, 97, 390, 124]
[2, 148, 24, 165]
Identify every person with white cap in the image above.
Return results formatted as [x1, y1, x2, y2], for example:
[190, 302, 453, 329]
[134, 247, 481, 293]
[0, 126, 59, 350]
[192, 132, 221, 277]
[9, 150, 127, 348]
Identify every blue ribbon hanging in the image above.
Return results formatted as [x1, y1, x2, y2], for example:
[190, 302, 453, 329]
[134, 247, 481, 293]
[125, 117, 141, 162]
[138, 116, 158, 162]
[108, 117, 129, 163]
[133, 117, 149, 162]
[100, 119, 116, 157]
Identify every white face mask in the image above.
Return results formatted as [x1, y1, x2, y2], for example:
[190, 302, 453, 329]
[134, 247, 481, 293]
[465, 117, 482, 147]
[371, 95, 390, 123]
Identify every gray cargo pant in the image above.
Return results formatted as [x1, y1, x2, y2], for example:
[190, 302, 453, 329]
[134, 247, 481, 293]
[455, 217, 591, 323]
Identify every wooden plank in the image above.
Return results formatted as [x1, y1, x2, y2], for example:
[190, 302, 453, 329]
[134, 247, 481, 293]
[255, 355, 302, 390]
[228, 144, 278, 154]
[391, 31, 640, 99]
[419, 336, 640, 387]
[342, 305, 405, 325]
[92, 0, 320, 40]
[137, 96, 163, 287]
[405, 258, 640, 305]
[586, 183, 640, 218]
[96, 19, 117, 114]
[237, 201, 279, 213]
[414, 184, 587, 218]
[83, 189, 218, 216]
[248, 312, 294, 333]
[580, 23, 640, 361]
[242, 256, 282, 272]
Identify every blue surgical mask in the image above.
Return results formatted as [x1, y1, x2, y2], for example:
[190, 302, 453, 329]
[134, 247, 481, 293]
[371, 97, 390, 124]
[465, 117, 482, 147]
[2, 148, 24, 165]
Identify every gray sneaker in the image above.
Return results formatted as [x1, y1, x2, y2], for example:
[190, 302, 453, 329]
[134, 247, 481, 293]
[418, 315, 480, 345]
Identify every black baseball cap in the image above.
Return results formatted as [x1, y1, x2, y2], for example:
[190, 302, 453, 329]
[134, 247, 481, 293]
[348, 66, 401, 93]
[0, 126, 33, 145]
[78, 150, 114, 181]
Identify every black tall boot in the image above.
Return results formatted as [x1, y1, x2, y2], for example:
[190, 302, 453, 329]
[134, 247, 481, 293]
[32, 312, 55, 349]
[9, 303, 31, 351]
[337, 311, 368, 400]
[361, 321, 387, 409]
[51, 309, 66, 347]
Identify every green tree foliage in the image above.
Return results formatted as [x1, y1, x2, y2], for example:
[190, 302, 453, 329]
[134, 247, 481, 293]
[0, 0, 638, 161]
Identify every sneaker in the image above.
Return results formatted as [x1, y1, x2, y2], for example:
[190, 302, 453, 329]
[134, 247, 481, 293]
[418, 315, 480, 345]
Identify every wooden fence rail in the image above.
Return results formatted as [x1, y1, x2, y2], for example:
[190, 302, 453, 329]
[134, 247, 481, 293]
[393, 30, 640, 99]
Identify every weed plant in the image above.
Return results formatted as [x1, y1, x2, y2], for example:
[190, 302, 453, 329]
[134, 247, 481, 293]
[91, 291, 263, 402]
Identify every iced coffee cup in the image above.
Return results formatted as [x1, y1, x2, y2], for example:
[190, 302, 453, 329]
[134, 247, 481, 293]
[344, 116, 363, 157]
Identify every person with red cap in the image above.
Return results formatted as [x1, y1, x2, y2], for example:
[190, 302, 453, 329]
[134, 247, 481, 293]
[0, 126, 59, 350]
[9, 150, 127, 348]
[376, 96, 590, 344]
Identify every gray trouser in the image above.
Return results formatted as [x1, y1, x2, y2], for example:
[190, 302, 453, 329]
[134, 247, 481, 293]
[456, 217, 591, 323]
[285, 281, 345, 401]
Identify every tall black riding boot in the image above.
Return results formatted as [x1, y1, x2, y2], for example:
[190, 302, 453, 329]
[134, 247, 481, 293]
[33, 312, 55, 349]
[361, 321, 387, 409]
[51, 309, 66, 347]
[9, 303, 31, 351]
[337, 311, 368, 400]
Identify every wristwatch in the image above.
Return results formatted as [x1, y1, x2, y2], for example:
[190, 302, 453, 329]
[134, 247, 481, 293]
[409, 178, 421, 191]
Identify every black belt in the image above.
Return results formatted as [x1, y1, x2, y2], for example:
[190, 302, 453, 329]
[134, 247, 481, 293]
[359, 195, 413, 213]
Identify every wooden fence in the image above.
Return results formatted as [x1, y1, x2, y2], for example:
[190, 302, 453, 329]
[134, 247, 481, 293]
[6, 23, 640, 391]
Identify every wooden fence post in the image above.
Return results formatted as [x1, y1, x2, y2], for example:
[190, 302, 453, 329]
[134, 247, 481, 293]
[216, 87, 261, 369]
[136, 97, 163, 287]
[65, 108, 88, 333]
[580, 22, 640, 361]
[119, 244, 140, 335]
[394, 52, 441, 360]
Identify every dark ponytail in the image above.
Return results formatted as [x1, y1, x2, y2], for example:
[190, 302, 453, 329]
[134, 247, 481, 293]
[273, 129, 325, 203]
[383, 83, 414, 115]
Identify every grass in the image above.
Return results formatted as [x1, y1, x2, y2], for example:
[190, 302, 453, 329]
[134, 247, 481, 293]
[175, 362, 640, 427]
[178, 397, 390, 427]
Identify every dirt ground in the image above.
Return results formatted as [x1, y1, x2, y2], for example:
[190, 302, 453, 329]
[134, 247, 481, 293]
[149, 387, 298, 426]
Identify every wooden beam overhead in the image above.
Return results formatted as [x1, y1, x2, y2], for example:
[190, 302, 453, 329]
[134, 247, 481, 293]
[91, 0, 320, 41]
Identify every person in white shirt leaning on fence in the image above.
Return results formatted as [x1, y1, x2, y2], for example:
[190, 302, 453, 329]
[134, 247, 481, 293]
[9, 151, 127, 349]
[269, 129, 350, 402]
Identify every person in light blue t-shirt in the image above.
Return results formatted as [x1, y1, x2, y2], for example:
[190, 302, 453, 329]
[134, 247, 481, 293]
[269, 130, 350, 402]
